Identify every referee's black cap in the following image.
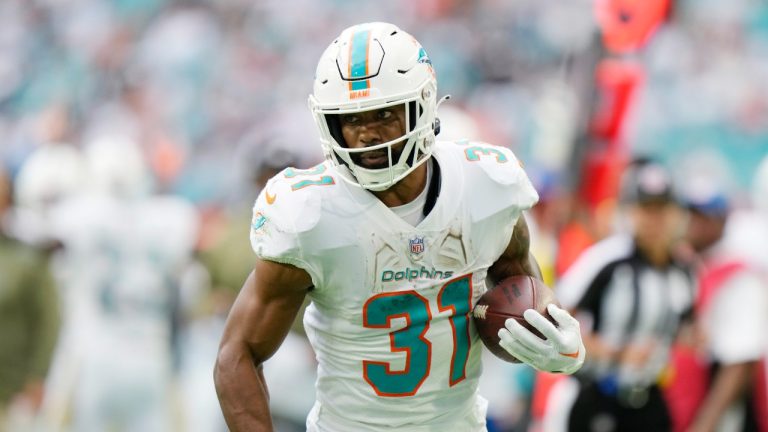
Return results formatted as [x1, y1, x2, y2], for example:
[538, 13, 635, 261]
[621, 160, 676, 204]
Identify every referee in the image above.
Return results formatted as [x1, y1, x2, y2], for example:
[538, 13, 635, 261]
[557, 161, 696, 432]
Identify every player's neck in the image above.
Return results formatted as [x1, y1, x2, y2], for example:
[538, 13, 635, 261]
[373, 162, 429, 208]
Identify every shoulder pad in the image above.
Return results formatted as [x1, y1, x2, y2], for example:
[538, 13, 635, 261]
[446, 141, 539, 219]
[253, 169, 325, 235]
[250, 163, 338, 264]
[457, 141, 529, 186]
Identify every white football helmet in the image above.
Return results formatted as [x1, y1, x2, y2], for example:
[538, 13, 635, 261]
[84, 134, 151, 199]
[309, 22, 439, 191]
[15, 143, 87, 211]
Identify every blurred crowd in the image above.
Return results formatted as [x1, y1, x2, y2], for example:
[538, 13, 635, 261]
[1, 0, 767, 431]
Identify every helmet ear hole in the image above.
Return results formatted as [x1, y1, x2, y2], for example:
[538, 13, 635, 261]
[323, 114, 348, 166]
[408, 101, 424, 132]
[324, 114, 345, 147]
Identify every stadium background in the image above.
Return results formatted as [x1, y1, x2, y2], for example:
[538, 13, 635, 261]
[1, 0, 767, 431]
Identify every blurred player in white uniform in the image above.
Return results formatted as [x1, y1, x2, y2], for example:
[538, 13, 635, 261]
[214, 22, 585, 432]
[41, 135, 199, 431]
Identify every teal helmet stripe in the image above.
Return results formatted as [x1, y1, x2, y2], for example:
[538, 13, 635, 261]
[349, 29, 371, 91]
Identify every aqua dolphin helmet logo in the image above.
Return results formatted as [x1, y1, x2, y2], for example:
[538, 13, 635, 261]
[417, 47, 431, 65]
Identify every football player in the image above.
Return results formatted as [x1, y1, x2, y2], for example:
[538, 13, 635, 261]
[214, 22, 585, 431]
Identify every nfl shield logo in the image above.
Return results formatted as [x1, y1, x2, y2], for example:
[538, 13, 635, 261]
[409, 236, 425, 260]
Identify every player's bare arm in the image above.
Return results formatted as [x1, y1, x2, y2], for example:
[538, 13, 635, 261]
[214, 259, 312, 432]
[489, 215, 585, 373]
[690, 361, 757, 432]
[488, 215, 542, 283]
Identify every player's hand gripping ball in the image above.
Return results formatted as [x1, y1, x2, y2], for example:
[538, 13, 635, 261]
[473, 275, 585, 373]
[473, 275, 557, 363]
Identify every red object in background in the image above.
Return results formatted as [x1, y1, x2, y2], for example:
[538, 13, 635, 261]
[580, 60, 640, 212]
[555, 222, 596, 278]
[414, 0, 459, 19]
[149, 135, 186, 187]
[663, 345, 710, 432]
[530, 372, 566, 426]
[579, 148, 627, 211]
[594, 0, 670, 54]
[534, 2, 667, 425]
[590, 60, 645, 144]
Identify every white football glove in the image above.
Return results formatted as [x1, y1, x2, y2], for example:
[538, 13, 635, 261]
[498, 303, 585, 374]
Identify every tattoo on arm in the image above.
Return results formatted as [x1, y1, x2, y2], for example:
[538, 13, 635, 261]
[488, 215, 543, 283]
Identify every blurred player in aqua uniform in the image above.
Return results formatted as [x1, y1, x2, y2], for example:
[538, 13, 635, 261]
[214, 22, 585, 432]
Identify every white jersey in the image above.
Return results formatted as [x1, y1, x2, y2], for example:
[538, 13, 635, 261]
[250, 140, 538, 431]
[44, 193, 199, 431]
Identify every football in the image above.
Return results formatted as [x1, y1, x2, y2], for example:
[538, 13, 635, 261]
[473, 275, 559, 363]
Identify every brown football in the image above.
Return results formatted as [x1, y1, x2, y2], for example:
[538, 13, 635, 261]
[473, 275, 559, 363]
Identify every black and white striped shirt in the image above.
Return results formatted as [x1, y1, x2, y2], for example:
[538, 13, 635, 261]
[557, 234, 695, 384]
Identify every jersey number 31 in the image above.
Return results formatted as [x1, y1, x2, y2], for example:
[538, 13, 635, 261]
[362, 275, 472, 397]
